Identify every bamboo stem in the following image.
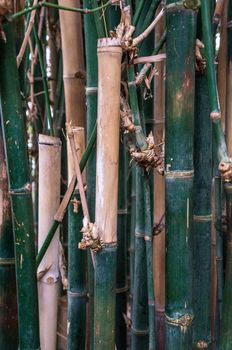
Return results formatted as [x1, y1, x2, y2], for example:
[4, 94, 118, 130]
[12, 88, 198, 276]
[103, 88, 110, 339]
[94, 37, 122, 350]
[0, 23, 40, 349]
[37, 134, 61, 350]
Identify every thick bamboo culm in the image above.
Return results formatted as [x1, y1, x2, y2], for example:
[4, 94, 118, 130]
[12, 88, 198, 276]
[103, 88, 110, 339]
[0, 123, 18, 349]
[153, 5, 165, 348]
[37, 134, 61, 350]
[94, 37, 122, 350]
[0, 23, 40, 349]
[165, 2, 197, 348]
[67, 127, 87, 350]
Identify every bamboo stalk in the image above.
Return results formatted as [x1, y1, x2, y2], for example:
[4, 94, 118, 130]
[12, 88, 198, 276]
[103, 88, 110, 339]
[0, 122, 18, 349]
[0, 23, 40, 349]
[94, 37, 122, 350]
[83, 1, 98, 348]
[37, 134, 61, 350]
[59, 0, 85, 129]
[153, 6, 165, 348]
[165, 2, 197, 348]
[192, 54, 212, 348]
[67, 128, 87, 350]
[226, 0, 232, 157]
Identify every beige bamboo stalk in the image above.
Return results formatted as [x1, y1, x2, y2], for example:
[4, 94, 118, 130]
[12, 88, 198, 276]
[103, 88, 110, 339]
[67, 126, 86, 185]
[218, 0, 228, 132]
[153, 5, 165, 343]
[59, 0, 86, 182]
[95, 38, 122, 244]
[37, 134, 61, 350]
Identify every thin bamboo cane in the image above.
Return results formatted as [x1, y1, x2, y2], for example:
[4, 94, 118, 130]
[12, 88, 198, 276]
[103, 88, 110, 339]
[218, 0, 228, 132]
[165, 2, 197, 348]
[83, 1, 98, 348]
[153, 6, 165, 348]
[67, 128, 87, 350]
[94, 37, 122, 350]
[0, 122, 18, 349]
[116, 139, 128, 350]
[192, 55, 212, 349]
[0, 23, 40, 349]
[37, 134, 61, 350]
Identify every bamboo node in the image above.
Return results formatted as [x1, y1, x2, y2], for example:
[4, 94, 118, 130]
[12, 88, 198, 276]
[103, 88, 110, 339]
[183, 0, 201, 10]
[210, 111, 221, 121]
[219, 161, 232, 181]
[79, 218, 104, 252]
[165, 313, 194, 333]
[195, 39, 206, 74]
[196, 341, 209, 349]
[130, 132, 164, 174]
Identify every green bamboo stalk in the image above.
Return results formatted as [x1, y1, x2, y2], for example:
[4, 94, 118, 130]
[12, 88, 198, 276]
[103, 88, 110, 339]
[67, 193, 87, 350]
[192, 59, 212, 349]
[201, 0, 229, 163]
[83, 1, 98, 348]
[165, 2, 197, 348]
[116, 139, 128, 350]
[0, 23, 40, 350]
[0, 122, 18, 349]
[91, 0, 107, 37]
[131, 168, 148, 350]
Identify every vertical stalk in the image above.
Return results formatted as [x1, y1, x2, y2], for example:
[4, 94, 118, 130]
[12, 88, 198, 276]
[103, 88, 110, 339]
[192, 58, 212, 348]
[94, 37, 122, 350]
[67, 128, 87, 350]
[116, 140, 128, 350]
[83, 1, 98, 348]
[0, 123, 18, 349]
[165, 2, 197, 348]
[37, 134, 61, 350]
[0, 23, 40, 350]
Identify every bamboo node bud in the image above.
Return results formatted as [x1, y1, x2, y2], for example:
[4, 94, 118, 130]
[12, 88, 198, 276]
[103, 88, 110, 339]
[219, 161, 232, 181]
[79, 219, 104, 252]
[210, 111, 221, 121]
[183, 0, 201, 10]
[130, 132, 164, 174]
[196, 341, 209, 349]
[120, 95, 135, 133]
[165, 313, 194, 333]
[195, 39, 206, 74]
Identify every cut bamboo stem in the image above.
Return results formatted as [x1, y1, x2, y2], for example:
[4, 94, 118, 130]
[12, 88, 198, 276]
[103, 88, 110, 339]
[37, 134, 61, 350]
[0, 23, 40, 349]
[94, 37, 122, 350]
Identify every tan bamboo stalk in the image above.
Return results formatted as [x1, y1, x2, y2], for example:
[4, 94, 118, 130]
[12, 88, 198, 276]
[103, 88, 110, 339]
[218, 0, 228, 131]
[94, 37, 122, 350]
[58, 0, 85, 126]
[153, 6, 165, 348]
[59, 0, 86, 182]
[47, 4, 58, 105]
[37, 134, 61, 350]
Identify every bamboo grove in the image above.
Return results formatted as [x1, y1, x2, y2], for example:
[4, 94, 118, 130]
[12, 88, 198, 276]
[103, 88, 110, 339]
[1, 0, 232, 349]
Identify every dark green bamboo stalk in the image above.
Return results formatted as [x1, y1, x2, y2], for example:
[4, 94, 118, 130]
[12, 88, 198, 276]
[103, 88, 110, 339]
[0, 122, 18, 349]
[131, 168, 148, 350]
[91, 0, 107, 37]
[165, 2, 197, 348]
[67, 194, 87, 350]
[83, 1, 98, 348]
[0, 23, 40, 350]
[192, 60, 212, 348]
[116, 139, 128, 350]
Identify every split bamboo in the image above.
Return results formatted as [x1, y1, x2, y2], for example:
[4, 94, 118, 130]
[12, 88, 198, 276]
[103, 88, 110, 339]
[94, 37, 122, 350]
[0, 23, 40, 349]
[0, 123, 18, 349]
[165, 2, 197, 348]
[37, 134, 61, 350]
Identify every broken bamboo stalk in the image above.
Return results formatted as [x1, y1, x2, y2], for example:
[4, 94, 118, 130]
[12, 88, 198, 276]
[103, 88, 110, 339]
[37, 134, 61, 350]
